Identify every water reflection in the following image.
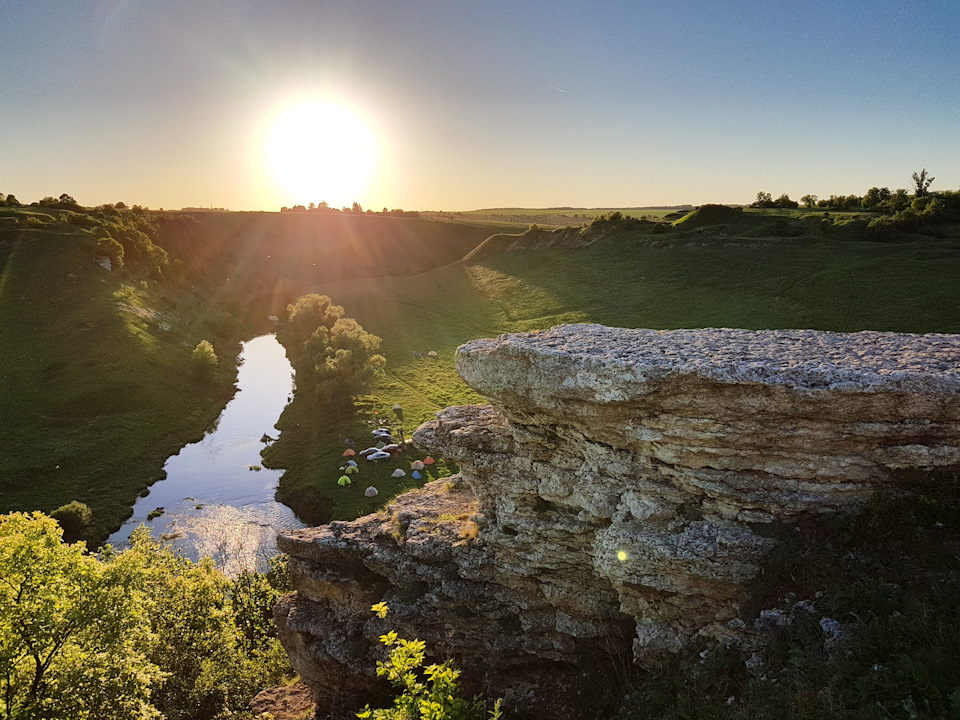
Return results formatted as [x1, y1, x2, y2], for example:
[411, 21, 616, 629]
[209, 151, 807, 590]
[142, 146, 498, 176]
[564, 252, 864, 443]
[107, 334, 304, 573]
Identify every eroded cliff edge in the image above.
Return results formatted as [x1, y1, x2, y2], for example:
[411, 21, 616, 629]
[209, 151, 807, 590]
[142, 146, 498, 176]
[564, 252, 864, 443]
[276, 325, 960, 717]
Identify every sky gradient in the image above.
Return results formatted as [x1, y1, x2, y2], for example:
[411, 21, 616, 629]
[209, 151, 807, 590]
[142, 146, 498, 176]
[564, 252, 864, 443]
[2, 0, 958, 211]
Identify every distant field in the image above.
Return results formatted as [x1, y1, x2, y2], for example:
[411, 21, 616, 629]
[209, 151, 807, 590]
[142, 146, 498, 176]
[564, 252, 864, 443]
[423, 207, 689, 228]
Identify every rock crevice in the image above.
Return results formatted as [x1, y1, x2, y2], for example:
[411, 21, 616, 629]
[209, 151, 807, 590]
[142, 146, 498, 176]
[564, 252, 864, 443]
[276, 325, 960, 717]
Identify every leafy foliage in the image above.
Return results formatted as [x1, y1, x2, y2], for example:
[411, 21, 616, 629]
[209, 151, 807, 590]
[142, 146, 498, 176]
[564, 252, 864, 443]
[280, 294, 386, 405]
[0, 515, 292, 720]
[304, 317, 386, 403]
[912, 168, 935, 197]
[191, 340, 219, 383]
[49, 500, 93, 543]
[0, 513, 161, 720]
[358, 603, 502, 720]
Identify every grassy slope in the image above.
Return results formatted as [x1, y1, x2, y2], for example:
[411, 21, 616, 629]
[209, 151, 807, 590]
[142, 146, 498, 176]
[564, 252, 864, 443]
[0, 216, 238, 542]
[267, 223, 960, 523]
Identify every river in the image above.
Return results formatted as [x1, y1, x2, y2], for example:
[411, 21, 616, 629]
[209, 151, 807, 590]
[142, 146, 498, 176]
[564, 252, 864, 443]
[107, 334, 304, 574]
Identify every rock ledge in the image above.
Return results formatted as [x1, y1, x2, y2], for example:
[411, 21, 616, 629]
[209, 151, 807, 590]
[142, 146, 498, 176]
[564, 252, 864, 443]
[277, 325, 960, 718]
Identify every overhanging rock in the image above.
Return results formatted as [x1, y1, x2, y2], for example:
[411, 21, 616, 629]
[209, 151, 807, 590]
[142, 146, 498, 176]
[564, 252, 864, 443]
[277, 325, 960, 718]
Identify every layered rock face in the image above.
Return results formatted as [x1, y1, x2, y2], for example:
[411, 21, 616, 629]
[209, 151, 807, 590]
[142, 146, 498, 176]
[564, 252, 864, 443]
[276, 325, 960, 717]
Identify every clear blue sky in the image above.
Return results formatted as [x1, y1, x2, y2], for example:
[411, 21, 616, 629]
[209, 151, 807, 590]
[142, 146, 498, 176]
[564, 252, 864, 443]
[1, 0, 957, 211]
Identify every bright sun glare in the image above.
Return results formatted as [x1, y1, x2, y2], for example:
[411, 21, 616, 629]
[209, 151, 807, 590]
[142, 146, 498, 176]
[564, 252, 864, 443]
[265, 101, 377, 208]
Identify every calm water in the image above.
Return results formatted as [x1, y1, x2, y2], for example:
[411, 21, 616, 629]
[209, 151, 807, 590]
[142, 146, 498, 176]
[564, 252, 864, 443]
[107, 334, 304, 574]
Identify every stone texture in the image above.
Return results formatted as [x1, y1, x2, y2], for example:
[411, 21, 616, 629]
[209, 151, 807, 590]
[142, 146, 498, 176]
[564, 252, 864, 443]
[276, 325, 960, 718]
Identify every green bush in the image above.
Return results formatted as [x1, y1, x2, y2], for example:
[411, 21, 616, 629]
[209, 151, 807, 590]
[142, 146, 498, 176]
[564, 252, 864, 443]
[0, 513, 160, 720]
[0, 514, 296, 720]
[97, 236, 126, 269]
[358, 603, 502, 720]
[191, 340, 218, 382]
[49, 500, 93, 542]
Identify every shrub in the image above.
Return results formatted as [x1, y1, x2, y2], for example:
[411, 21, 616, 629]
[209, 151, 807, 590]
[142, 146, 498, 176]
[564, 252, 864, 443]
[191, 340, 218, 382]
[23, 216, 43, 228]
[49, 500, 93, 542]
[97, 236, 125, 269]
[358, 603, 502, 720]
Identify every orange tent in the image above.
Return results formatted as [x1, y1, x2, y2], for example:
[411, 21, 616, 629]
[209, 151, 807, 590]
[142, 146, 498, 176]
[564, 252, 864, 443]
[343, 448, 356, 456]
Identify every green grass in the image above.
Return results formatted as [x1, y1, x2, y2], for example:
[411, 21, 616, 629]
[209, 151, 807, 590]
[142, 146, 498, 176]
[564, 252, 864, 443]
[612, 473, 960, 720]
[5, 204, 960, 538]
[0, 221, 240, 543]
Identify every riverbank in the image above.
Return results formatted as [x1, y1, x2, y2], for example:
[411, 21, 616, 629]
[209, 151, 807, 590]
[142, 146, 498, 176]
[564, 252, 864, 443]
[0, 217, 242, 544]
[107, 335, 303, 571]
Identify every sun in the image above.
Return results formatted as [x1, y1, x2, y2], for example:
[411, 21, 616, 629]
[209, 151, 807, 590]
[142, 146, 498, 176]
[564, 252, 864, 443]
[265, 101, 377, 207]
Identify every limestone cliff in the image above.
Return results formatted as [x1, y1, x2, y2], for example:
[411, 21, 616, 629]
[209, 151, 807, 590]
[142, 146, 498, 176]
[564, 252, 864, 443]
[276, 325, 960, 718]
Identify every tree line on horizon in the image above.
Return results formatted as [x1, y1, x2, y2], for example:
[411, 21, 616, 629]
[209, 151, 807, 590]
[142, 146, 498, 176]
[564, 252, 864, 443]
[752, 169, 942, 212]
[279, 200, 420, 217]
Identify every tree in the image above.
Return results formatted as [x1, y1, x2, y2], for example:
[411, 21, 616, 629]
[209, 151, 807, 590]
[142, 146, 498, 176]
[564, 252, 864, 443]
[912, 169, 935, 197]
[888, 188, 911, 212]
[282, 293, 344, 353]
[800, 194, 818, 209]
[115, 528, 291, 720]
[752, 191, 773, 208]
[191, 340, 218, 382]
[0, 513, 161, 720]
[4, 194, 17, 206]
[302, 317, 385, 403]
[862, 187, 891, 210]
[97, 236, 125, 269]
[775, 193, 798, 209]
[58, 193, 79, 209]
[352, 202, 363, 214]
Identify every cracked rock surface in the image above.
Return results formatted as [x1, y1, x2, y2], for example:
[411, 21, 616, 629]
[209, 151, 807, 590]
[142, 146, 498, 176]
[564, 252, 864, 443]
[276, 325, 960, 718]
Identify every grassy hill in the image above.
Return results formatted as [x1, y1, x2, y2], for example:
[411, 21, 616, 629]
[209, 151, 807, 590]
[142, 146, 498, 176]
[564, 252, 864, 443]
[0, 210, 240, 543]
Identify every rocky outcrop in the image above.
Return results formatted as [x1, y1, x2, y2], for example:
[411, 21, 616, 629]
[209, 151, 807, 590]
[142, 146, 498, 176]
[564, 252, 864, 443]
[276, 325, 960, 718]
